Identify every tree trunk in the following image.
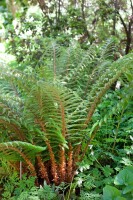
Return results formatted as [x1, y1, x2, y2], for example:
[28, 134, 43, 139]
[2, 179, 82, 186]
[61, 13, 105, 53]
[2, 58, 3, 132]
[125, 21, 132, 54]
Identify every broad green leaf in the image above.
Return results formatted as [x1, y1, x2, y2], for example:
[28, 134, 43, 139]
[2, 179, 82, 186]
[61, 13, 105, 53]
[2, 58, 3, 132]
[103, 185, 121, 200]
[114, 169, 133, 186]
[122, 184, 133, 194]
[125, 166, 133, 174]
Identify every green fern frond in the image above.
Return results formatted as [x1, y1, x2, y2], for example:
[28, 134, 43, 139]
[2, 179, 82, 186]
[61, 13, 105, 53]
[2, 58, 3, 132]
[99, 37, 117, 61]
[0, 141, 46, 161]
[61, 38, 118, 97]
[23, 83, 86, 148]
[84, 53, 133, 126]
[62, 44, 97, 87]
[57, 41, 83, 74]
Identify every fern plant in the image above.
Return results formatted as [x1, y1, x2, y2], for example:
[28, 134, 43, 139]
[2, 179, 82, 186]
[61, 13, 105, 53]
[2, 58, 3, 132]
[0, 43, 133, 186]
[58, 37, 119, 96]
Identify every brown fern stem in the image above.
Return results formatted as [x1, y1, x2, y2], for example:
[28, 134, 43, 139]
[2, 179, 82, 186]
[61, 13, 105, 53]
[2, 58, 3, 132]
[35, 118, 59, 183]
[57, 94, 67, 182]
[36, 156, 50, 184]
[52, 90, 67, 138]
[59, 147, 66, 182]
[46, 141, 59, 185]
[73, 145, 81, 170]
[66, 143, 73, 182]
[9, 162, 20, 172]
[84, 71, 122, 128]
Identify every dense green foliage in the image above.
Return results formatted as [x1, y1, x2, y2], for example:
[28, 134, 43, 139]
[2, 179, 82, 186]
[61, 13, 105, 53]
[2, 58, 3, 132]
[103, 166, 133, 199]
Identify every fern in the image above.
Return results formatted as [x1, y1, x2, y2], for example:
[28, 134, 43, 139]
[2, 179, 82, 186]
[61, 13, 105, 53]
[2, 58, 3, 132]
[0, 42, 133, 185]
[60, 38, 118, 96]
[99, 37, 118, 61]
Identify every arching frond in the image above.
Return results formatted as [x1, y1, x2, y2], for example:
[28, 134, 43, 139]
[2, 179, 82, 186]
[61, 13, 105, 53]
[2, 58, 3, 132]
[60, 38, 118, 97]
[84, 52, 133, 126]
[99, 37, 117, 61]
[0, 141, 46, 161]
